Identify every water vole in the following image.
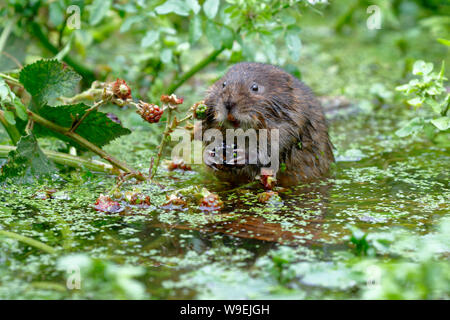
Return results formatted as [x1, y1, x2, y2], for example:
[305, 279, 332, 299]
[199, 62, 334, 186]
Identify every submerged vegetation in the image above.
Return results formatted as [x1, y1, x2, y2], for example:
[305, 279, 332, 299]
[0, 0, 449, 299]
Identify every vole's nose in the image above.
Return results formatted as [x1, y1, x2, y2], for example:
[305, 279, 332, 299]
[224, 99, 236, 111]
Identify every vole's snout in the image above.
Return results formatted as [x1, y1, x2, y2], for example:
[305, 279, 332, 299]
[224, 99, 236, 111]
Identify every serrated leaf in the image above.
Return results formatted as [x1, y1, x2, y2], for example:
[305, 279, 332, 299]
[155, 0, 190, 16]
[3, 110, 15, 125]
[430, 117, 450, 131]
[141, 30, 160, 48]
[89, 0, 112, 26]
[203, 0, 219, 20]
[34, 103, 131, 148]
[285, 32, 302, 62]
[0, 134, 56, 182]
[19, 59, 81, 109]
[189, 14, 203, 44]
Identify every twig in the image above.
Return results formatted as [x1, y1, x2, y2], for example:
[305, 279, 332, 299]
[69, 99, 106, 133]
[0, 229, 56, 254]
[167, 46, 226, 94]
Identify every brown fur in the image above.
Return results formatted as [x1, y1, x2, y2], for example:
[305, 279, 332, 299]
[199, 62, 334, 186]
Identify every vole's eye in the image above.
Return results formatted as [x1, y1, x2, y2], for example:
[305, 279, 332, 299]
[251, 83, 259, 92]
[222, 81, 227, 88]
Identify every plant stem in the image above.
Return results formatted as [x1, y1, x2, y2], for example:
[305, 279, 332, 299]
[0, 230, 56, 254]
[29, 21, 96, 85]
[0, 109, 21, 145]
[0, 72, 20, 85]
[151, 107, 173, 178]
[27, 110, 144, 178]
[167, 46, 225, 94]
[0, 18, 16, 55]
[0, 145, 118, 174]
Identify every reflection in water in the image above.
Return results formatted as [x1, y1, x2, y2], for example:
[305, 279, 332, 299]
[150, 182, 332, 245]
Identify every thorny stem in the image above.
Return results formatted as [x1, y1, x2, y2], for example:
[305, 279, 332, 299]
[27, 110, 144, 179]
[151, 106, 173, 179]
[60, 87, 103, 104]
[0, 145, 119, 175]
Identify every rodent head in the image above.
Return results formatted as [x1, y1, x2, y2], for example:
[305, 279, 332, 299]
[204, 62, 296, 130]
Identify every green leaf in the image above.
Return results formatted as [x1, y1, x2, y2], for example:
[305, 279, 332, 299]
[186, 0, 201, 14]
[437, 38, 450, 47]
[412, 60, 433, 76]
[89, 0, 112, 26]
[13, 97, 28, 121]
[395, 117, 424, 137]
[189, 14, 203, 44]
[203, 0, 219, 20]
[141, 30, 160, 48]
[160, 48, 173, 64]
[19, 59, 81, 109]
[155, 0, 190, 16]
[285, 32, 302, 62]
[220, 27, 234, 49]
[407, 97, 424, 107]
[205, 21, 221, 50]
[34, 104, 131, 148]
[3, 110, 15, 125]
[430, 117, 450, 131]
[0, 134, 56, 182]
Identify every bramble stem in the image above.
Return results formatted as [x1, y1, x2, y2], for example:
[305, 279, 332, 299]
[0, 145, 118, 174]
[0, 109, 21, 145]
[0, 230, 56, 254]
[0, 72, 20, 85]
[151, 107, 173, 178]
[27, 110, 144, 179]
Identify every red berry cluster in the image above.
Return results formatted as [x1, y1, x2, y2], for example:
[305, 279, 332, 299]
[160, 94, 184, 105]
[260, 174, 276, 190]
[137, 101, 164, 123]
[199, 192, 223, 211]
[94, 194, 122, 213]
[167, 158, 191, 171]
[111, 79, 132, 100]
